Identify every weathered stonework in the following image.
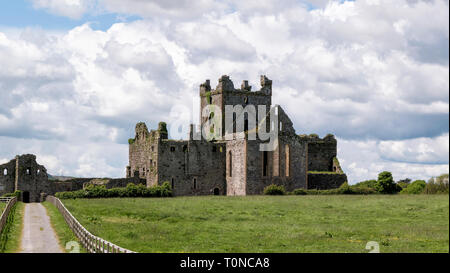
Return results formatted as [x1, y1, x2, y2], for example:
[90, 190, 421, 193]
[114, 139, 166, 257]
[0, 154, 145, 202]
[127, 75, 348, 196]
[0, 154, 52, 202]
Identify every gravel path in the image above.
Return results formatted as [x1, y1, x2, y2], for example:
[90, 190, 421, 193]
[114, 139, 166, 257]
[20, 203, 63, 253]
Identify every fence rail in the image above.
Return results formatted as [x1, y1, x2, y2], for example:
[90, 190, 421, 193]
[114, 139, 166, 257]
[46, 196, 136, 253]
[0, 197, 17, 234]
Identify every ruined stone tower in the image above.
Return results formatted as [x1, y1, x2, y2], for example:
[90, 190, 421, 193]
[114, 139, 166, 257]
[0, 154, 52, 202]
[127, 75, 347, 196]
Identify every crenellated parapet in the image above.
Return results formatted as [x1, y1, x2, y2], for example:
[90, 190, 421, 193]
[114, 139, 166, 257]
[199, 75, 273, 96]
[298, 133, 336, 143]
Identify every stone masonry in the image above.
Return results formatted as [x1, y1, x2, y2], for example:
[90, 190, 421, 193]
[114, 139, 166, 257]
[127, 75, 347, 196]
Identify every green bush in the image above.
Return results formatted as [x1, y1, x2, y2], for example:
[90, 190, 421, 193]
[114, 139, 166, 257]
[263, 184, 286, 195]
[423, 174, 449, 194]
[55, 182, 173, 199]
[2, 190, 22, 198]
[375, 171, 401, 194]
[292, 189, 307, 195]
[400, 180, 426, 194]
[353, 179, 377, 189]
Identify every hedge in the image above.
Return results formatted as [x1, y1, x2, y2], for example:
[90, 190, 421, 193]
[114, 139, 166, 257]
[55, 182, 172, 199]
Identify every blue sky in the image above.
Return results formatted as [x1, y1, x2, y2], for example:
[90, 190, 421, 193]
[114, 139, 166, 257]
[0, 0, 140, 31]
[0, 0, 448, 182]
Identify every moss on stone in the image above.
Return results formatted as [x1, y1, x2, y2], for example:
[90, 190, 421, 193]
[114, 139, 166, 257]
[158, 122, 168, 133]
[128, 138, 135, 145]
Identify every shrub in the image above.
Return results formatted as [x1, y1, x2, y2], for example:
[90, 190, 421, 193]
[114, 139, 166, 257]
[2, 190, 22, 198]
[292, 188, 307, 195]
[353, 179, 377, 189]
[55, 182, 173, 199]
[375, 171, 400, 194]
[263, 184, 286, 195]
[400, 180, 426, 194]
[423, 174, 449, 194]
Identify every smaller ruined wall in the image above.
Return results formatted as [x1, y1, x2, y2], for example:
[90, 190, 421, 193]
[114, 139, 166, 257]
[307, 173, 347, 190]
[104, 177, 145, 188]
[305, 135, 337, 172]
[52, 177, 146, 192]
[0, 159, 16, 196]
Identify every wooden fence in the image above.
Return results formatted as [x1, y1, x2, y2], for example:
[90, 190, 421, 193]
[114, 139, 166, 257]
[0, 197, 17, 234]
[46, 196, 136, 253]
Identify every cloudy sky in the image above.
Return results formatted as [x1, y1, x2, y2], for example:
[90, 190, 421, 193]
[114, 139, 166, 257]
[0, 0, 448, 183]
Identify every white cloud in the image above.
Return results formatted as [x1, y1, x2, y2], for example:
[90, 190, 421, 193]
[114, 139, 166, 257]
[0, 0, 448, 181]
[378, 133, 449, 164]
[31, 0, 92, 19]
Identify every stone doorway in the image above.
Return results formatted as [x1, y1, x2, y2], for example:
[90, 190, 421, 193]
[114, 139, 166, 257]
[22, 191, 30, 203]
[213, 188, 220, 195]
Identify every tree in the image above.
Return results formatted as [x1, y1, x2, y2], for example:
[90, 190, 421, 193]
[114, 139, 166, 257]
[400, 180, 426, 194]
[375, 171, 400, 194]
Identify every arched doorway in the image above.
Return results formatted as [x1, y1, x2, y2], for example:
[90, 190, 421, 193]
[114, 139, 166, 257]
[22, 191, 30, 203]
[213, 188, 220, 195]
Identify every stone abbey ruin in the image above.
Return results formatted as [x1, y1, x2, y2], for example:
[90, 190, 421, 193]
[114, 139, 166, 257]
[126, 75, 347, 196]
[0, 75, 347, 201]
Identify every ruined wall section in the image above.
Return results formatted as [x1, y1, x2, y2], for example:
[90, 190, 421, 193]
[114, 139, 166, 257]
[158, 140, 226, 196]
[15, 154, 51, 202]
[307, 173, 347, 190]
[226, 139, 247, 196]
[0, 159, 16, 195]
[128, 122, 166, 187]
[304, 134, 337, 172]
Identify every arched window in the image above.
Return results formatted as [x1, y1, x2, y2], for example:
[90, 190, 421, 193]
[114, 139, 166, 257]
[193, 178, 197, 189]
[3, 169, 7, 176]
[171, 178, 175, 189]
[26, 168, 31, 175]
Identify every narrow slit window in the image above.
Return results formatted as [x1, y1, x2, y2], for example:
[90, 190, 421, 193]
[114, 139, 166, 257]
[263, 151, 268, 177]
[285, 145, 290, 177]
[228, 151, 232, 177]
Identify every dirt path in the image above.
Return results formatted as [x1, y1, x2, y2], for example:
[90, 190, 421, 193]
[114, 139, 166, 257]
[20, 203, 63, 253]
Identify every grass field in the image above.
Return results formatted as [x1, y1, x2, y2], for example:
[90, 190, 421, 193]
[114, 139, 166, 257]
[0, 202, 24, 253]
[42, 202, 87, 253]
[61, 195, 449, 253]
[0, 202, 5, 213]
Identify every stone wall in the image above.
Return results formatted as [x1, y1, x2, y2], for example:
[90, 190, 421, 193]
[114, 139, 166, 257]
[0, 159, 16, 196]
[307, 172, 347, 190]
[302, 134, 337, 172]
[158, 139, 226, 196]
[226, 139, 247, 195]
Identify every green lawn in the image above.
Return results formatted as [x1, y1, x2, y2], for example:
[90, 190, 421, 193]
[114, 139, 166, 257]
[0, 202, 5, 213]
[61, 195, 449, 253]
[0, 202, 24, 253]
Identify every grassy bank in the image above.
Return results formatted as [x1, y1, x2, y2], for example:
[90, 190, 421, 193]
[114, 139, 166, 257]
[0, 202, 6, 213]
[61, 195, 449, 253]
[42, 201, 86, 253]
[0, 202, 24, 253]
